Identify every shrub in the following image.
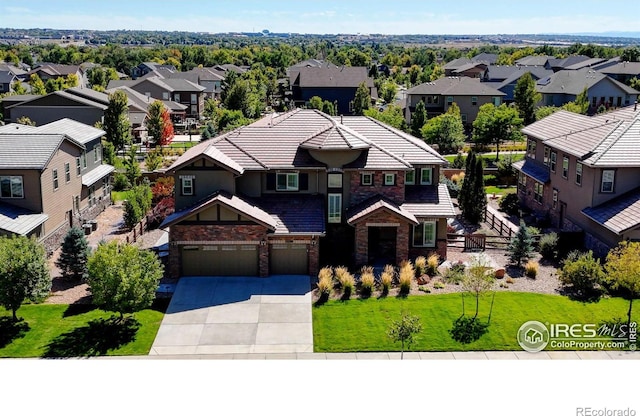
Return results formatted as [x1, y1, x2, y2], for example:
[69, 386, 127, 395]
[443, 266, 465, 284]
[499, 193, 520, 215]
[526, 226, 541, 236]
[147, 197, 175, 229]
[426, 254, 439, 276]
[559, 250, 605, 300]
[451, 153, 466, 169]
[418, 286, 431, 293]
[441, 176, 461, 198]
[123, 183, 153, 229]
[451, 172, 465, 183]
[414, 256, 427, 276]
[112, 172, 131, 191]
[398, 261, 414, 295]
[359, 266, 375, 298]
[433, 281, 445, 289]
[317, 267, 333, 301]
[380, 265, 394, 295]
[483, 174, 498, 186]
[524, 260, 539, 278]
[539, 232, 559, 260]
[335, 266, 355, 299]
[151, 177, 174, 203]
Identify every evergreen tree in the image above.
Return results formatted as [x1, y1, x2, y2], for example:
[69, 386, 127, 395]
[55, 227, 90, 281]
[466, 156, 487, 224]
[508, 220, 535, 267]
[411, 100, 427, 137]
[352, 81, 371, 115]
[458, 151, 476, 211]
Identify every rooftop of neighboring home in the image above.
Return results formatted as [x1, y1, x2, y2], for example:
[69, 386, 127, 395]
[521, 105, 640, 167]
[290, 66, 374, 88]
[484, 65, 552, 83]
[598, 61, 640, 76]
[0, 70, 16, 83]
[0, 64, 28, 77]
[564, 57, 609, 71]
[407, 76, 505, 97]
[536, 68, 639, 96]
[106, 76, 206, 93]
[29, 63, 80, 76]
[515, 55, 555, 67]
[547, 55, 593, 70]
[0, 133, 83, 170]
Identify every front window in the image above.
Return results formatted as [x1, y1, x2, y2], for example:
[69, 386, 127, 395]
[534, 181, 543, 204]
[405, 170, 415, 185]
[601, 170, 615, 193]
[492, 97, 501, 106]
[162, 92, 169, 100]
[94, 144, 101, 162]
[576, 162, 583, 185]
[550, 151, 557, 172]
[446, 96, 453, 105]
[420, 168, 433, 185]
[383, 173, 395, 186]
[276, 173, 299, 191]
[88, 186, 95, 207]
[413, 221, 436, 247]
[328, 193, 342, 223]
[174, 93, 181, 102]
[543, 146, 550, 166]
[527, 139, 537, 158]
[361, 172, 373, 186]
[65, 162, 71, 183]
[471, 96, 478, 106]
[53, 169, 59, 190]
[191, 94, 197, 104]
[181, 176, 194, 196]
[0, 176, 23, 198]
[562, 156, 569, 179]
[328, 173, 342, 188]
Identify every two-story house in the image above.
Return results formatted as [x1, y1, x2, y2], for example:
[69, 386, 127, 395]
[160, 109, 455, 278]
[405, 77, 504, 130]
[0, 119, 114, 253]
[513, 105, 640, 257]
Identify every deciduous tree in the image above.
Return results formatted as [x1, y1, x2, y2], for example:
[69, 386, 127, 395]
[387, 312, 423, 359]
[605, 241, 640, 339]
[103, 90, 131, 151]
[514, 72, 541, 125]
[0, 235, 51, 321]
[472, 103, 524, 161]
[352, 81, 370, 115]
[410, 100, 427, 137]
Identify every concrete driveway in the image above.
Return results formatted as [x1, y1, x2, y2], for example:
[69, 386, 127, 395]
[149, 275, 313, 355]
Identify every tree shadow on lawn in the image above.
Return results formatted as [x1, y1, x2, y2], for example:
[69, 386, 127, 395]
[0, 317, 30, 348]
[63, 303, 98, 318]
[43, 316, 140, 358]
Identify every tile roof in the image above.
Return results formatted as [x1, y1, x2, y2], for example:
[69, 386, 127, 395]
[582, 186, 640, 234]
[82, 164, 115, 187]
[0, 201, 48, 236]
[257, 194, 325, 235]
[36, 118, 105, 145]
[0, 134, 72, 169]
[406, 76, 505, 96]
[160, 191, 277, 230]
[299, 121, 370, 151]
[347, 196, 418, 225]
[513, 159, 550, 183]
[401, 184, 456, 218]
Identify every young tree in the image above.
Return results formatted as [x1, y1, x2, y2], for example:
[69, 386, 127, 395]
[87, 241, 163, 319]
[17, 116, 36, 126]
[28, 73, 46, 95]
[159, 108, 175, 146]
[11, 80, 27, 95]
[379, 79, 398, 104]
[352, 81, 371, 115]
[55, 227, 90, 281]
[103, 90, 131, 151]
[321, 100, 336, 116]
[514, 72, 541, 125]
[0, 235, 51, 321]
[605, 241, 640, 338]
[472, 103, 524, 161]
[144, 148, 164, 172]
[307, 96, 323, 110]
[508, 220, 535, 267]
[462, 255, 495, 319]
[410, 100, 427, 137]
[146, 100, 164, 148]
[124, 145, 141, 186]
[387, 312, 423, 360]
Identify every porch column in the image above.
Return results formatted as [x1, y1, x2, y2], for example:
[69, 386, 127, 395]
[396, 223, 409, 265]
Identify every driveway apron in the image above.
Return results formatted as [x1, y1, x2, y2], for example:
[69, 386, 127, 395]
[150, 275, 313, 355]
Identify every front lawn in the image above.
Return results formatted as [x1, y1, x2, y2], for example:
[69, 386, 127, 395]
[313, 292, 637, 352]
[485, 185, 517, 196]
[0, 300, 167, 358]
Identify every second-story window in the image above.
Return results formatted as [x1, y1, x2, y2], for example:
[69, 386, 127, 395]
[81, 152, 87, 169]
[527, 139, 537, 158]
[191, 94, 197, 104]
[328, 193, 342, 224]
[65, 162, 71, 183]
[471, 96, 478, 106]
[328, 173, 342, 188]
[94, 144, 101, 163]
[174, 93, 181, 102]
[446, 96, 453, 105]
[76, 157, 81, 176]
[550, 151, 557, 172]
[518, 172, 526, 191]
[576, 162, 583, 185]
[534, 181, 543, 204]
[277, 172, 299, 191]
[552, 188, 558, 210]
[0, 176, 23, 198]
[420, 168, 433, 185]
[383, 173, 395, 186]
[601, 170, 615, 193]
[562, 156, 569, 179]
[405, 170, 415, 185]
[360, 173, 373, 186]
[53, 169, 59, 191]
[180, 176, 194, 196]
[543, 146, 550, 166]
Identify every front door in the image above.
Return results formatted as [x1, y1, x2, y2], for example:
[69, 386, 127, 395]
[368, 226, 397, 266]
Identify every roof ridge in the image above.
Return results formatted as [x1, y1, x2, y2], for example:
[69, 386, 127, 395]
[542, 115, 618, 141]
[221, 131, 269, 169]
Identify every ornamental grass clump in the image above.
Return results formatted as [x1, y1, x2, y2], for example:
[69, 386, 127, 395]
[335, 266, 355, 299]
[359, 266, 375, 298]
[414, 256, 427, 277]
[426, 254, 439, 276]
[524, 260, 539, 278]
[317, 267, 333, 302]
[380, 265, 394, 296]
[398, 261, 414, 296]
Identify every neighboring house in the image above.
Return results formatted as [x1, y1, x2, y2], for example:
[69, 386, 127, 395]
[536, 68, 639, 112]
[451, 62, 488, 79]
[288, 66, 377, 115]
[0, 118, 114, 253]
[160, 109, 455, 278]
[166, 67, 225, 100]
[597, 61, 640, 85]
[513, 105, 640, 257]
[130, 62, 177, 79]
[515, 55, 555, 68]
[481, 66, 553, 103]
[28, 63, 83, 85]
[405, 77, 504, 128]
[0, 70, 17, 94]
[107, 76, 205, 120]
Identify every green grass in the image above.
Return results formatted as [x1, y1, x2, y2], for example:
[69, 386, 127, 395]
[166, 141, 198, 149]
[444, 153, 525, 164]
[0, 300, 167, 358]
[312, 292, 638, 352]
[485, 185, 517, 196]
[111, 190, 133, 202]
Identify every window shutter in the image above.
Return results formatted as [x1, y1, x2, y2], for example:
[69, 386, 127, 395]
[299, 173, 309, 190]
[266, 173, 276, 190]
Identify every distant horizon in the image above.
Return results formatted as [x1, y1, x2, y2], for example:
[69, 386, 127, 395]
[2, 1, 639, 37]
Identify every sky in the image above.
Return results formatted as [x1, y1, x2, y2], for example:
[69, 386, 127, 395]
[1, 0, 638, 36]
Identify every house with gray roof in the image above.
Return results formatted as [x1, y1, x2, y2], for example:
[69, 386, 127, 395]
[406, 77, 505, 129]
[513, 105, 640, 257]
[536, 68, 639, 113]
[597, 61, 640, 85]
[0, 118, 114, 253]
[160, 109, 455, 278]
